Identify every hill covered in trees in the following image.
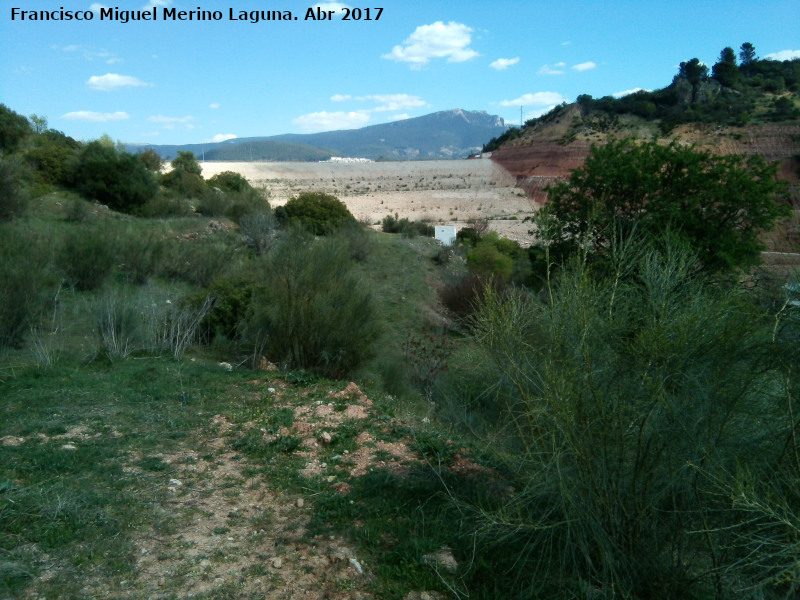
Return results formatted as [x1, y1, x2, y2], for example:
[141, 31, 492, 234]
[486, 43, 800, 154]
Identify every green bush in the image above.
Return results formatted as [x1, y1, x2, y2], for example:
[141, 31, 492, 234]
[381, 213, 434, 238]
[56, 225, 116, 291]
[116, 228, 164, 285]
[156, 236, 236, 288]
[189, 274, 264, 342]
[0, 155, 30, 222]
[245, 228, 380, 377]
[466, 232, 531, 285]
[238, 210, 276, 256]
[283, 192, 354, 235]
[71, 141, 159, 213]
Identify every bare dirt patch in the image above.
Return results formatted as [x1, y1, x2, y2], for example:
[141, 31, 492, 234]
[79, 381, 444, 600]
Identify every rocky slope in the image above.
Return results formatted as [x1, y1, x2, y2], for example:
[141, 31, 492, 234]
[491, 104, 800, 204]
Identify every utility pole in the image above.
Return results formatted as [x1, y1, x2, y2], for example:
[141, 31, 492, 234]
[520, 106, 523, 127]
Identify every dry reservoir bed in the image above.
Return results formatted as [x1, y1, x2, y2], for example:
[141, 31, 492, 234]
[198, 159, 538, 244]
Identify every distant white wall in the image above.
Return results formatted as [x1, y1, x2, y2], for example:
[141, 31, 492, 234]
[435, 225, 457, 246]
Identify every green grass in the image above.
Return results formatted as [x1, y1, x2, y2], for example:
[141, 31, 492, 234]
[0, 359, 260, 597]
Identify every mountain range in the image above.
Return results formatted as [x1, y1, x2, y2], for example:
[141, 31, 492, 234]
[128, 109, 507, 162]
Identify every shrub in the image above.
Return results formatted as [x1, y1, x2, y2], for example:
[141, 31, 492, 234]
[156, 236, 236, 287]
[116, 228, 164, 285]
[335, 220, 375, 262]
[284, 192, 355, 235]
[245, 228, 380, 377]
[456, 226, 480, 246]
[454, 240, 790, 598]
[194, 188, 230, 216]
[381, 213, 434, 238]
[238, 210, 277, 255]
[189, 275, 264, 342]
[466, 232, 531, 285]
[439, 272, 506, 320]
[0, 227, 51, 347]
[56, 225, 116, 291]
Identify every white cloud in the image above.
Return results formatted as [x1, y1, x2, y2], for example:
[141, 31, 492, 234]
[54, 44, 121, 64]
[500, 92, 567, 107]
[490, 57, 520, 70]
[389, 114, 410, 121]
[313, 2, 350, 12]
[143, 0, 172, 8]
[211, 134, 237, 142]
[382, 21, 479, 68]
[292, 111, 371, 133]
[209, 102, 221, 109]
[331, 94, 352, 102]
[89, 3, 106, 12]
[765, 49, 800, 61]
[538, 63, 565, 75]
[87, 73, 150, 91]
[613, 87, 648, 98]
[561, 41, 572, 46]
[357, 94, 426, 112]
[62, 110, 129, 122]
[572, 61, 597, 72]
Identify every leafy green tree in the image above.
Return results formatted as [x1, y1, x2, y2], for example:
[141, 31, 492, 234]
[0, 104, 32, 154]
[283, 192, 355, 235]
[170, 150, 202, 176]
[545, 138, 789, 273]
[161, 150, 205, 198]
[72, 141, 159, 212]
[678, 57, 708, 85]
[136, 148, 163, 171]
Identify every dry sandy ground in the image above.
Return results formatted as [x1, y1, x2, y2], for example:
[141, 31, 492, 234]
[199, 159, 538, 245]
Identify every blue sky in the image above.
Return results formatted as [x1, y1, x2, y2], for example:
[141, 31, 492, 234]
[2, 0, 798, 145]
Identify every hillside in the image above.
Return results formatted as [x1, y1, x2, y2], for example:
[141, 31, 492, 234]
[132, 109, 508, 161]
[490, 51, 800, 204]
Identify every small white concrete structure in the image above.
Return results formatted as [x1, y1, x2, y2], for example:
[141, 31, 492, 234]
[435, 225, 457, 246]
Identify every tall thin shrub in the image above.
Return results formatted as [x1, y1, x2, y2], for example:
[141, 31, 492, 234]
[454, 241, 786, 598]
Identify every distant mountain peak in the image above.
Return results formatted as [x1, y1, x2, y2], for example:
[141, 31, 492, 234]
[133, 108, 509, 161]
